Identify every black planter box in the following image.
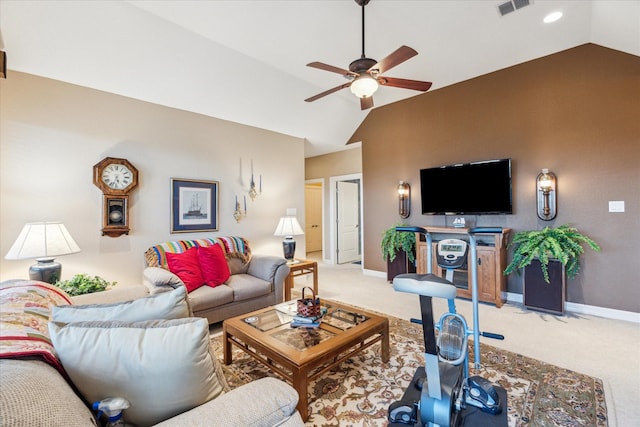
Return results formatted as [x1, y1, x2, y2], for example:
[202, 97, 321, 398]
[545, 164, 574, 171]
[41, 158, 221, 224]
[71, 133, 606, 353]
[386, 250, 416, 282]
[524, 258, 566, 315]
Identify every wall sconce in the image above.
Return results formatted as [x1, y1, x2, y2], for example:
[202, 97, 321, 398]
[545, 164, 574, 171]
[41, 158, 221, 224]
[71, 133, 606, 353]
[248, 160, 262, 201]
[536, 168, 557, 220]
[233, 195, 247, 222]
[398, 181, 411, 219]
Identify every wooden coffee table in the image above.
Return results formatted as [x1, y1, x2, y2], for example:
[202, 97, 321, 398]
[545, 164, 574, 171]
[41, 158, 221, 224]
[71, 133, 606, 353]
[223, 300, 390, 421]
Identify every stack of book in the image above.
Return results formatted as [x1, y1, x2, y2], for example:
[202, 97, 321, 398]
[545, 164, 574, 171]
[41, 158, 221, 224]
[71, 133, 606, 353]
[290, 314, 322, 329]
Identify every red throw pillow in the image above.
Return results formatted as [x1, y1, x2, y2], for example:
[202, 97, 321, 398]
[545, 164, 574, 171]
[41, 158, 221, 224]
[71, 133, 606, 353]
[198, 244, 230, 288]
[166, 248, 204, 293]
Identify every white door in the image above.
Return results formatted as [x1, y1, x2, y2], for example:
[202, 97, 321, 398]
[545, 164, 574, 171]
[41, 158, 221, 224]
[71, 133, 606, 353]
[337, 181, 360, 264]
[304, 184, 323, 253]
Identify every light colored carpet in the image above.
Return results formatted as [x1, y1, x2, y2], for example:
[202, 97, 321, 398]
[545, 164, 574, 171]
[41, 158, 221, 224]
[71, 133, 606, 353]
[295, 252, 639, 427]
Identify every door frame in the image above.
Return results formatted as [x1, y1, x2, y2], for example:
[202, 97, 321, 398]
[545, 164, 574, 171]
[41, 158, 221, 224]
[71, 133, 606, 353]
[329, 173, 363, 265]
[304, 178, 325, 260]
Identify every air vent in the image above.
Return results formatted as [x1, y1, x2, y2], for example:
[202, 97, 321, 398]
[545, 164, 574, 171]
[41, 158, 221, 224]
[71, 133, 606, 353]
[497, 0, 531, 16]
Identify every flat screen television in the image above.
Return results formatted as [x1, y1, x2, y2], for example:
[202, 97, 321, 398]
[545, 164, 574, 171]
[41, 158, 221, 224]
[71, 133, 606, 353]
[420, 158, 512, 215]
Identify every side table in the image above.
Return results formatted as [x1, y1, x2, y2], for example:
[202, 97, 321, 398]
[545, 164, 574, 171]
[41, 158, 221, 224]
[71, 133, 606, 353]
[284, 259, 318, 301]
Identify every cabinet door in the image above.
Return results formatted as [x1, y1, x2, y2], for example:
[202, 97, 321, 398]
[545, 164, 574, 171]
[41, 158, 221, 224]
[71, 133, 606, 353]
[416, 242, 428, 274]
[476, 247, 496, 302]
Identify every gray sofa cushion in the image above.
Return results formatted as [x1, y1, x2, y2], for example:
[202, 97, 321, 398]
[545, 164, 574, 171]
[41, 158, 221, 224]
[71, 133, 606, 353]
[53, 286, 190, 323]
[227, 274, 272, 301]
[186, 284, 234, 312]
[153, 377, 302, 427]
[0, 359, 98, 426]
[49, 318, 226, 426]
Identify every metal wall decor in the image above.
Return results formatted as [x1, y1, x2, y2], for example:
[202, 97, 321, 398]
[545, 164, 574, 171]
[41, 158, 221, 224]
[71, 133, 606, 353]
[234, 195, 247, 222]
[248, 160, 262, 201]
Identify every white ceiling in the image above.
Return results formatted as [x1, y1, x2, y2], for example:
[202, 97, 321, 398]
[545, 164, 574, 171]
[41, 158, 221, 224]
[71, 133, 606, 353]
[1, 0, 638, 157]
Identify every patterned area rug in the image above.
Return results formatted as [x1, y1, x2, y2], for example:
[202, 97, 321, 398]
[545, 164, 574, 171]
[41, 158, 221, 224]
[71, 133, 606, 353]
[211, 315, 607, 426]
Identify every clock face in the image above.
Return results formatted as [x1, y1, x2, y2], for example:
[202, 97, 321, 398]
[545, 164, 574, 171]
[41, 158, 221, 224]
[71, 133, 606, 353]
[101, 163, 134, 190]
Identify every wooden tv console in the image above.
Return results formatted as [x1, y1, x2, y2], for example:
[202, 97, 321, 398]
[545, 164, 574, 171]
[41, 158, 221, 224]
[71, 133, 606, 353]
[415, 227, 511, 308]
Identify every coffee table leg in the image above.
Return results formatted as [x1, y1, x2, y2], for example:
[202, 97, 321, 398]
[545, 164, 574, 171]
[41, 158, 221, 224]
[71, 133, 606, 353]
[381, 321, 390, 363]
[292, 368, 310, 421]
[222, 328, 233, 365]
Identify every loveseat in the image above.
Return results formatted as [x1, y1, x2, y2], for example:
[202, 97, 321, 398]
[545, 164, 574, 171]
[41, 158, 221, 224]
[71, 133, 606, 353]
[0, 280, 304, 427]
[142, 237, 290, 324]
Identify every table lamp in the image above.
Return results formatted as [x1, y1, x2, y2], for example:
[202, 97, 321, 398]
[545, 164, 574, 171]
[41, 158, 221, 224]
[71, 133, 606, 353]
[273, 209, 304, 262]
[5, 222, 81, 284]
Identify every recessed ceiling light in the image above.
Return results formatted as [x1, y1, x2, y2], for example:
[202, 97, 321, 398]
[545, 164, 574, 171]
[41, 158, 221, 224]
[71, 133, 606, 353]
[544, 11, 563, 23]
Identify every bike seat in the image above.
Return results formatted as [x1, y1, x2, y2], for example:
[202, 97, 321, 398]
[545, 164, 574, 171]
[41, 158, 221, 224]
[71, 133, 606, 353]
[393, 273, 458, 299]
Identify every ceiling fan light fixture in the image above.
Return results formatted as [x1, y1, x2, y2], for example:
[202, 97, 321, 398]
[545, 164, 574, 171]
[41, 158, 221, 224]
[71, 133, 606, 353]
[350, 74, 379, 98]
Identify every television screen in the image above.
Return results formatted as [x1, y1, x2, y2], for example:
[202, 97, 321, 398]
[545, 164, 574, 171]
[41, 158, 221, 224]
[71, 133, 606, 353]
[420, 159, 512, 215]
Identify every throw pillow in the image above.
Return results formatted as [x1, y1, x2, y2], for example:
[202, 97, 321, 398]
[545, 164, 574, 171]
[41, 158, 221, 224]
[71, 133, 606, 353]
[49, 318, 226, 426]
[51, 286, 191, 324]
[198, 244, 231, 287]
[166, 247, 204, 292]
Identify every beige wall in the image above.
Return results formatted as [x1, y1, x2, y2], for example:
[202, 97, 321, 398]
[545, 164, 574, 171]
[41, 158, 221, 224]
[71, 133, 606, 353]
[0, 72, 306, 286]
[349, 44, 639, 313]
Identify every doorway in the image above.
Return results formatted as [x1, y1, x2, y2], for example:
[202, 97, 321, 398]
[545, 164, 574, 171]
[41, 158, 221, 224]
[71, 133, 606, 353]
[330, 174, 362, 265]
[304, 181, 323, 256]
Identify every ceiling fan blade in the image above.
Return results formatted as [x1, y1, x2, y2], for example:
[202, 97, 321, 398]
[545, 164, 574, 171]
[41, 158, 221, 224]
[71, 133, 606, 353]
[307, 62, 357, 78]
[378, 76, 432, 92]
[360, 96, 374, 110]
[370, 45, 418, 75]
[305, 83, 352, 103]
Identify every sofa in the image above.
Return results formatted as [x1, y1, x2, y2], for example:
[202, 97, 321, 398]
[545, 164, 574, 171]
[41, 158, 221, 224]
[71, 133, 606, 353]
[0, 280, 304, 427]
[142, 237, 291, 324]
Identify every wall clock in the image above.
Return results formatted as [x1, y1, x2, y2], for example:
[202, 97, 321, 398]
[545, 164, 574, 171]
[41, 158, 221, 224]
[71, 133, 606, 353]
[93, 157, 139, 237]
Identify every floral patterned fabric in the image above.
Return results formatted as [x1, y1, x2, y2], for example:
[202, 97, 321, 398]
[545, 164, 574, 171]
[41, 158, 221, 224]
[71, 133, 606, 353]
[212, 315, 607, 426]
[0, 280, 71, 375]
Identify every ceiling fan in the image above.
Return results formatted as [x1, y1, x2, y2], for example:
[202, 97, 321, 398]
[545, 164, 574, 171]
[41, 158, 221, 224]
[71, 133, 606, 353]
[305, 0, 432, 110]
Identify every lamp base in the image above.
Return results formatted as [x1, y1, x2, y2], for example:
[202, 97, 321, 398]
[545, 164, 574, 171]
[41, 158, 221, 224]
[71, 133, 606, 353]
[282, 237, 296, 261]
[29, 258, 61, 284]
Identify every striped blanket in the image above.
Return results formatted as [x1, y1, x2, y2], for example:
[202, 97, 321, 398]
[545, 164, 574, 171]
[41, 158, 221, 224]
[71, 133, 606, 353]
[145, 236, 251, 268]
[0, 280, 71, 375]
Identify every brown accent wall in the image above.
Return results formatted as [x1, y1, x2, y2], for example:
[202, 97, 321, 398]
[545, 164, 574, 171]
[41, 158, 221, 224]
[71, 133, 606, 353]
[350, 44, 639, 312]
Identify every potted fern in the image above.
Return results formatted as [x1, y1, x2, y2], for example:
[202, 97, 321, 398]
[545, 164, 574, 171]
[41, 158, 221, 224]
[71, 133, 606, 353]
[504, 224, 600, 313]
[54, 274, 116, 296]
[381, 223, 417, 281]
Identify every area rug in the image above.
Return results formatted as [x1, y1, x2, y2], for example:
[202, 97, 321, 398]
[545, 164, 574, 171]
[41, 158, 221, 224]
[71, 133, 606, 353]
[211, 315, 607, 427]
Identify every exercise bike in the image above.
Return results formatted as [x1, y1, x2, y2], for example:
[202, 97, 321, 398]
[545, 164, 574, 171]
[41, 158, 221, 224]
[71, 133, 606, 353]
[388, 227, 508, 427]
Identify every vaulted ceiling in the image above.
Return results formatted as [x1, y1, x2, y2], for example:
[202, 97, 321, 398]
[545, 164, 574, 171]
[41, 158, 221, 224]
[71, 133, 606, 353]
[1, 1, 638, 157]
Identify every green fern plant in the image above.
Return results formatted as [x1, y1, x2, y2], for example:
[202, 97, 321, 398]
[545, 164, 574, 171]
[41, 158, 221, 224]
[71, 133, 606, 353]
[381, 223, 416, 263]
[54, 274, 116, 296]
[504, 224, 600, 283]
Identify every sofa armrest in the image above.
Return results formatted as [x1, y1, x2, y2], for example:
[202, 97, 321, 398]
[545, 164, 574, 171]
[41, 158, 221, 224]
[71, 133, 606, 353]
[153, 377, 304, 427]
[142, 267, 184, 295]
[71, 285, 149, 305]
[247, 255, 290, 301]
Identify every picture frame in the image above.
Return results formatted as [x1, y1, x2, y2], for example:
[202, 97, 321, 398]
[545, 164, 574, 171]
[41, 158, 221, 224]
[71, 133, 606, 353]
[171, 178, 219, 233]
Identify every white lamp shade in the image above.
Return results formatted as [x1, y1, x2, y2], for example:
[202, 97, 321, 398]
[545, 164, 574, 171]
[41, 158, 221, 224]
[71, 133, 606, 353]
[5, 222, 81, 260]
[350, 74, 379, 98]
[273, 217, 304, 237]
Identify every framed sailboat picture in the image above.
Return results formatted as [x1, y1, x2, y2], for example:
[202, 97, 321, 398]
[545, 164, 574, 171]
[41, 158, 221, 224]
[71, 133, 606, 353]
[171, 178, 219, 233]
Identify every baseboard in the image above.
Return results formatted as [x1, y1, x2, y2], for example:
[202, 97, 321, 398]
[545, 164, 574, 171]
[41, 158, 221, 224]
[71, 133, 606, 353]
[506, 292, 640, 323]
[363, 268, 387, 279]
[364, 269, 639, 323]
